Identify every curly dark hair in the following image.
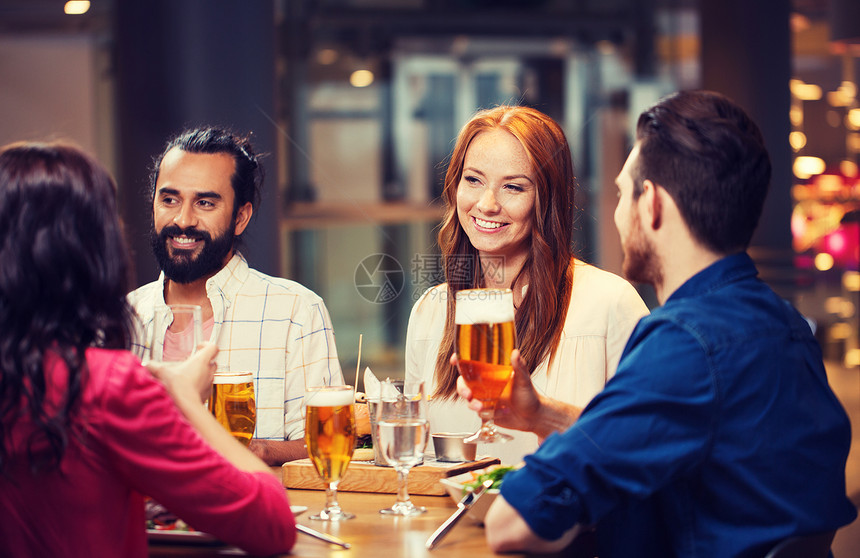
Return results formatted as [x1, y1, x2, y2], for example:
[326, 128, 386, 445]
[0, 142, 135, 474]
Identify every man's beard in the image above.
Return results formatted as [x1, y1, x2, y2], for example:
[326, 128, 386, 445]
[621, 211, 663, 287]
[150, 223, 235, 284]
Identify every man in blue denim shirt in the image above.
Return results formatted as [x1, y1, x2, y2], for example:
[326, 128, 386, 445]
[460, 91, 857, 556]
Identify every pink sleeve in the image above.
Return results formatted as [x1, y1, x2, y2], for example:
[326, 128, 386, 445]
[93, 351, 296, 555]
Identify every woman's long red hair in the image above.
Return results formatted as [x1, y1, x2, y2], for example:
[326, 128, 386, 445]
[433, 106, 576, 400]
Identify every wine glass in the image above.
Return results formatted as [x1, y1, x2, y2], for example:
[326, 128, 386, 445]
[209, 371, 256, 446]
[377, 380, 429, 516]
[455, 289, 516, 443]
[143, 304, 203, 365]
[304, 385, 356, 521]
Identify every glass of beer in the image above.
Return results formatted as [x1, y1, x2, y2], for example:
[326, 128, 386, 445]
[304, 385, 356, 521]
[455, 288, 516, 443]
[376, 380, 428, 516]
[209, 371, 256, 446]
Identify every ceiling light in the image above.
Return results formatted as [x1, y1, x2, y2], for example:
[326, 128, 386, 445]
[350, 70, 374, 88]
[789, 131, 807, 151]
[843, 271, 860, 291]
[790, 80, 822, 101]
[827, 90, 852, 107]
[847, 108, 860, 129]
[815, 253, 834, 272]
[64, 1, 90, 15]
[793, 156, 826, 179]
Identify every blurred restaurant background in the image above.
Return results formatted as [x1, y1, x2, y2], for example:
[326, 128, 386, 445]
[3, 0, 858, 378]
[1, 0, 859, 553]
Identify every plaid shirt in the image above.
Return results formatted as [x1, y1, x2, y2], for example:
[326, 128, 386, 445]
[128, 253, 343, 441]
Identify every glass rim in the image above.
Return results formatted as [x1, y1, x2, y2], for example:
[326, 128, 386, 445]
[213, 372, 255, 385]
[454, 288, 515, 324]
[304, 385, 355, 407]
[213, 371, 254, 381]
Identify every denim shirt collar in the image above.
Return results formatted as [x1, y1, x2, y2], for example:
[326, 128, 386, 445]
[664, 252, 758, 304]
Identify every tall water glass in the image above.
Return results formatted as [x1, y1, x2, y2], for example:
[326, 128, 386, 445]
[305, 385, 356, 521]
[209, 371, 256, 446]
[377, 381, 429, 516]
[143, 304, 203, 365]
[455, 289, 516, 443]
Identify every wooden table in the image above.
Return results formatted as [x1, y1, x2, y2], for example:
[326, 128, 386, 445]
[148, 489, 513, 557]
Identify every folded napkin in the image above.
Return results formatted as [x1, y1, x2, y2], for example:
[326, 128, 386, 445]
[363, 367, 402, 400]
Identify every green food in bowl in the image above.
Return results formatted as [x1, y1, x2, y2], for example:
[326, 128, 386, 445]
[462, 465, 515, 494]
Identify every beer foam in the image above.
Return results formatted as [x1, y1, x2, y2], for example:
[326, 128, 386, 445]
[455, 288, 515, 325]
[213, 372, 253, 385]
[305, 387, 354, 407]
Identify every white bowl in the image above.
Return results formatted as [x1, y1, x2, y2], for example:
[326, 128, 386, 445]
[438, 471, 500, 524]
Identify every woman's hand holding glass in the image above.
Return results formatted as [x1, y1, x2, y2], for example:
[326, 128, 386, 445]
[147, 343, 218, 405]
[142, 304, 210, 401]
[146, 305, 258, 446]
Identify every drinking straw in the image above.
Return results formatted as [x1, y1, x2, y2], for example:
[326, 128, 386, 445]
[354, 334, 362, 395]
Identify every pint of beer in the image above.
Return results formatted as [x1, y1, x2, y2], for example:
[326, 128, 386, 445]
[455, 288, 516, 443]
[209, 372, 256, 446]
[304, 386, 356, 486]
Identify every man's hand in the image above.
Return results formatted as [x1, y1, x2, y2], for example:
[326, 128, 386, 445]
[485, 494, 583, 554]
[455, 349, 582, 441]
[247, 439, 309, 466]
[146, 343, 218, 404]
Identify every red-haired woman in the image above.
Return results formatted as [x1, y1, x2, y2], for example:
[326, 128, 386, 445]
[405, 106, 648, 464]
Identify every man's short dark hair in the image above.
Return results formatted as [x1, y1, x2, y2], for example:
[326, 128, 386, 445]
[634, 90, 772, 254]
[150, 127, 263, 217]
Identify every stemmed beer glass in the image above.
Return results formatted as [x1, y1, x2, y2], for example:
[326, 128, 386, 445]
[304, 385, 356, 521]
[376, 380, 429, 516]
[455, 289, 516, 443]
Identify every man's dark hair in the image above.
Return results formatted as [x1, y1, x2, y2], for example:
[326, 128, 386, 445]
[150, 127, 263, 217]
[634, 90, 772, 254]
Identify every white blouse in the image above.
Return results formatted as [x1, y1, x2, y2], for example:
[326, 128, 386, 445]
[405, 260, 649, 465]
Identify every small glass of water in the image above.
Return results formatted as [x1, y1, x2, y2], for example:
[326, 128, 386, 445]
[376, 380, 428, 516]
[367, 379, 404, 467]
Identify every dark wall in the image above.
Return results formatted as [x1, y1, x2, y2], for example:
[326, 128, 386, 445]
[114, 0, 280, 288]
[700, 0, 794, 294]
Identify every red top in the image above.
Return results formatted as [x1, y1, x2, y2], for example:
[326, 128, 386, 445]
[0, 348, 296, 557]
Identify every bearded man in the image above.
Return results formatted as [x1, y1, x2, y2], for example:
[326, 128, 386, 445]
[129, 127, 343, 465]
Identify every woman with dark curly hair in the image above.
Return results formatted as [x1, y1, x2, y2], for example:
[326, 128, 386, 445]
[0, 142, 295, 557]
[405, 106, 648, 464]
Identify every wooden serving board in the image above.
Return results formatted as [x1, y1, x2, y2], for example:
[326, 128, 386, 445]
[282, 456, 500, 496]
